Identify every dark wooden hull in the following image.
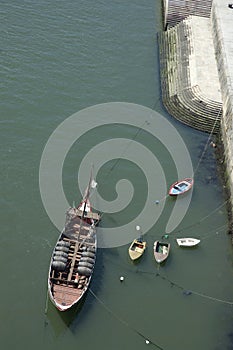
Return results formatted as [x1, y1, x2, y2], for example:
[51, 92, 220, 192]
[48, 207, 100, 311]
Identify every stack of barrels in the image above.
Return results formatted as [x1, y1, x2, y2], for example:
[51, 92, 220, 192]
[52, 240, 70, 271]
[77, 246, 96, 277]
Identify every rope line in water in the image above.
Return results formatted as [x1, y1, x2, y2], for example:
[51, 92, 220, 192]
[89, 264, 232, 350]
[201, 223, 228, 240]
[89, 109, 229, 349]
[153, 106, 222, 206]
[193, 106, 221, 176]
[94, 118, 152, 222]
[92, 104, 226, 236]
[91, 104, 230, 307]
[136, 269, 233, 306]
[102, 253, 233, 306]
[89, 288, 165, 349]
[98, 94, 160, 185]
[171, 198, 229, 235]
[109, 119, 150, 173]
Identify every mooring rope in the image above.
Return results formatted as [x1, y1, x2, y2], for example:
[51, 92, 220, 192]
[193, 106, 222, 176]
[102, 251, 233, 307]
[92, 118, 151, 223]
[89, 288, 165, 349]
[90, 98, 168, 221]
[88, 261, 232, 350]
[201, 222, 228, 240]
[92, 103, 224, 230]
[136, 269, 233, 306]
[44, 291, 49, 315]
[171, 198, 230, 235]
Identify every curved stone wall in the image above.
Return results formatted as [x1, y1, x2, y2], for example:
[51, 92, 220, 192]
[158, 15, 222, 133]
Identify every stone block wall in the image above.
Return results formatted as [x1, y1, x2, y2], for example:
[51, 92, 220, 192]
[158, 15, 222, 133]
[211, 0, 233, 202]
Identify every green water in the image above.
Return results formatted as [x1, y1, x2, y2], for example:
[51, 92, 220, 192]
[1, 1, 233, 349]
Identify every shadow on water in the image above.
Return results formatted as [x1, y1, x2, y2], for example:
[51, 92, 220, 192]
[70, 248, 105, 331]
[44, 249, 104, 336]
[196, 139, 219, 186]
[44, 289, 88, 338]
[127, 254, 146, 266]
[227, 332, 233, 350]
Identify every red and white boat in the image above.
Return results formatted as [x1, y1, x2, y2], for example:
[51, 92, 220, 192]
[48, 171, 100, 311]
[168, 178, 194, 196]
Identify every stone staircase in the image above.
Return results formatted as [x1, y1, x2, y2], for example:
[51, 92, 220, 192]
[158, 16, 222, 133]
[165, 0, 213, 29]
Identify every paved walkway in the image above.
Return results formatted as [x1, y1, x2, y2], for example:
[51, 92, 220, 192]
[190, 16, 221, 102]
[212, 0, 233, 210]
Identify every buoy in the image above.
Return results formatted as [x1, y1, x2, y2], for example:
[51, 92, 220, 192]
[210, 141, 216, 148]
[120, 276, 124, 282]
[145, 340, 150, 344]
[183, 290, 192, 296]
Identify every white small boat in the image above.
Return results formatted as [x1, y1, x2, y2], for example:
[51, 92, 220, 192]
[128, 238, 146, 260]
[176, 238, 200, 247]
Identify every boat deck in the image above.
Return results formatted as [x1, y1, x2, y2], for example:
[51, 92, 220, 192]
[52, 284, 84, 307]
[49, 205, 99, 310]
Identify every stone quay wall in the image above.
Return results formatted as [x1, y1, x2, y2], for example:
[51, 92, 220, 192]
[158, 15, 222, 133]
[159, 0, 233, 224]
[211, 0, 233, 212]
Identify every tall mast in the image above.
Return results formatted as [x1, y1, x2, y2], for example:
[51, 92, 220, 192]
[81, 165, 93, 220]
